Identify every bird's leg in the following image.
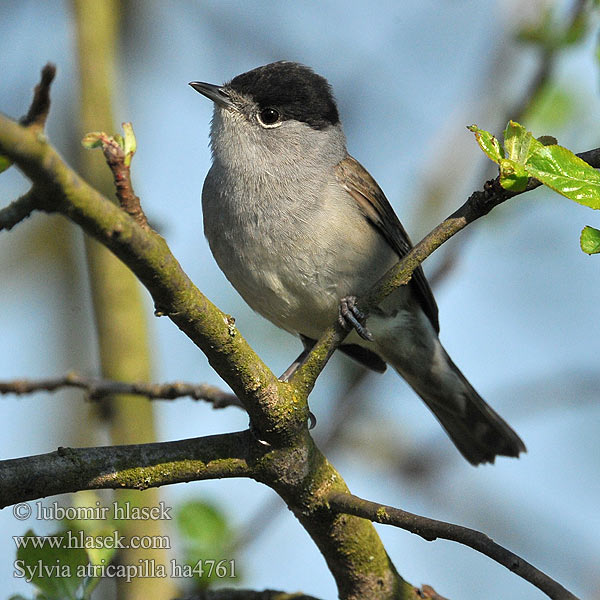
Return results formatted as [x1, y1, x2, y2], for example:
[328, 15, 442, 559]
[339, 296, 373, 341]
[279, 335, 315, 382]
[280, 335, 317, 429]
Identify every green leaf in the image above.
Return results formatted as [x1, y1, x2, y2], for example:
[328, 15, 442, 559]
[580, 226, 600, 254]
[467, 125, 503, 163]
[176, 500, 237, 587]
[499, 158, 529, 192]
[525, 144, 600, 208]
[81, 132, 105, 149]
[65, 493, 117, 571]
[177, 501, 230, 553]
[469, 120, 600, 208]
[122, 122, 137, 167]
[15, 529, 89, 600]
[503, 120, 545, 165]
[0, 154, 13, 174]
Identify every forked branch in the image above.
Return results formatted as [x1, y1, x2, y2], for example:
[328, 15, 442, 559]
[327, 492, 579, 600]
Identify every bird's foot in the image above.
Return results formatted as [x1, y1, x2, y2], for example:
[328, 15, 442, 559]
[338, 296, 373, 341]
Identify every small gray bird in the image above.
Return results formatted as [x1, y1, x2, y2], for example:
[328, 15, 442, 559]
[190, 61, 525, 465]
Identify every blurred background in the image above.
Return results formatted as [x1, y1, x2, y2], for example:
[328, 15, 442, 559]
[1, 1, 599, 599]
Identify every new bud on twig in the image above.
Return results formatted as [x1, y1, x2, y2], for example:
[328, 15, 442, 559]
[82, 123, 148, 229]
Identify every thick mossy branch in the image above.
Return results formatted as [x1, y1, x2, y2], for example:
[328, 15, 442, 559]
[0, 115, 307, 447]
[0, 432, 254, 508]
[248, 429, 412, 600]
[0, 110, 408, 599]
[0, 424, 410, 599]
[2, 66, 590, 600]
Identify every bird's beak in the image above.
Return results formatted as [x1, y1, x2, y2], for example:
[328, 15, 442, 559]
[189, 81, 235, 109]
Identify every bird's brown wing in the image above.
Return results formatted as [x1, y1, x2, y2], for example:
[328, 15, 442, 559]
[335, 155, 439, 333]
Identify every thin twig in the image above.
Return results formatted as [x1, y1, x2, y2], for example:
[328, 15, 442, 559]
[428, 0, 588, 288]
[0, 65, 57, 230]
[19, 63, 56, 129]
[0, 188, 39, 231]
[293, 140, 600, 396]
[91, 131, 150, 229]
[327, 492, 579, 600]
[0, 372, 242, 408]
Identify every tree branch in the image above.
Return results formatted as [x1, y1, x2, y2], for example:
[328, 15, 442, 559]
[0, 65, 56, 231]
[0, 84, 408, 599]
[327, 492, 579, 600]
[0, 431, 254, 508]
[19, 63, 56, 129]
[2, 64, 591, 600]
[291, 147, 600, 395]
[0, 372, 241, 408]
[180, 589, 323, 600]
[0, 187, 40, 231]
[180, 587, 447, 600]
[429, 0, 589, 289]
[85, 128, 149, 229]
[0, 113, 302, 446]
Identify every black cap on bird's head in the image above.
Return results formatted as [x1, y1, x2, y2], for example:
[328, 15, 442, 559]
[190, 61, 340, 131]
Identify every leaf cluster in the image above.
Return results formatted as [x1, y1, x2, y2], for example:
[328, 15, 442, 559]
[470, 121, 600, 254]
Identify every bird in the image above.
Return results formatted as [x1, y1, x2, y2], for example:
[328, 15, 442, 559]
[190, 61, 526, 465]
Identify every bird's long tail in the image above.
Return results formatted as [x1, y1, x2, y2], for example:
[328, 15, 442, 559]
[411, 351, 526, 465]
[381, 332, 525, 465]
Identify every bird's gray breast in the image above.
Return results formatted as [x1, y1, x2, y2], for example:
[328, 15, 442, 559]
[202, 161, 397, 338]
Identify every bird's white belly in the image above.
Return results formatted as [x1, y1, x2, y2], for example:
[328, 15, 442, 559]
[203, 169, 398, 340]
[211, 226, 352, 337]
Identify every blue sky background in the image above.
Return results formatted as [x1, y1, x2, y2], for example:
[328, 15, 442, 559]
[1, 1, 600, 599]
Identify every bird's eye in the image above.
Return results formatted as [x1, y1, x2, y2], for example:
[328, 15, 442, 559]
[257, 107, 281, 128]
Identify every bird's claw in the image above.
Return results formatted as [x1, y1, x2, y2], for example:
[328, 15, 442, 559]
[338, 296, 373, 342]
